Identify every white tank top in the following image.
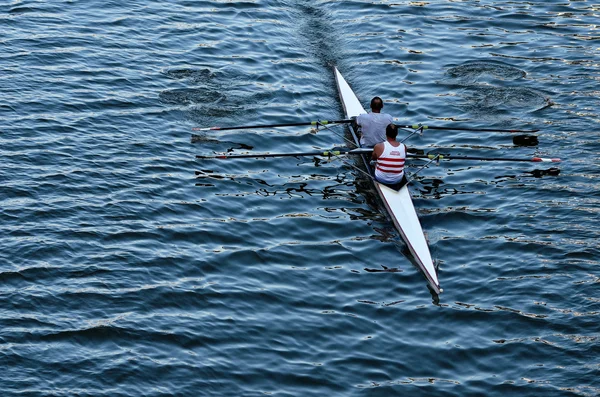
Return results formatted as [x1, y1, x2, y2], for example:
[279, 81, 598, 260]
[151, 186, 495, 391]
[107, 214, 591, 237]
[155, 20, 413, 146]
[374, 141, 406, 184]
[357, 112, 394, 147]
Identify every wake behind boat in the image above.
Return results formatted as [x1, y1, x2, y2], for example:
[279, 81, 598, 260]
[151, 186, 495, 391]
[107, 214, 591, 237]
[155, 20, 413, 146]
[333, 67, 442, 295]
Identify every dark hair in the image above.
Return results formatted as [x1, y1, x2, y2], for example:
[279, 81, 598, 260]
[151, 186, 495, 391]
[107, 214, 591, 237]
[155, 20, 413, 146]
[386, 124, 398, 139]
[370, 97, 384, 111]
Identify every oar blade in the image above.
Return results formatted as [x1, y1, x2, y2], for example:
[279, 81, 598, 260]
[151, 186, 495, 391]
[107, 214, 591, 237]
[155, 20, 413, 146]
[513, 135, 539, 146]
[532, 157, 561, 163]
[192, 127, 220, 131]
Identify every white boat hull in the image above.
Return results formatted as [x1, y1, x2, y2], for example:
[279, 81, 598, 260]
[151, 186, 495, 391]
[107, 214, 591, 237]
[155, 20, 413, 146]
[333, 67, 442, 295]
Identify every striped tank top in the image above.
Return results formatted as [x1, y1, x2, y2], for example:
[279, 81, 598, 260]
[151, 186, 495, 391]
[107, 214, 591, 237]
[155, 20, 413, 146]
[374, 141, 406, 184]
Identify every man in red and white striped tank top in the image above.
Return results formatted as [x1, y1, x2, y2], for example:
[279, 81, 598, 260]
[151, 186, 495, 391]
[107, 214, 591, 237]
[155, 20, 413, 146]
[372, 124, 407, 188]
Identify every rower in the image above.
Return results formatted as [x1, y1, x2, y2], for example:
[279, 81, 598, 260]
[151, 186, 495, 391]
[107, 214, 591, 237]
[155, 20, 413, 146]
[372, 124, 407, 189]
[355, 96, 394, 147]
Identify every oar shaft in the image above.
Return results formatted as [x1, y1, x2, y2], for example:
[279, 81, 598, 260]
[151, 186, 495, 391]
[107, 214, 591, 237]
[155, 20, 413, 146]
[409, 154, 561, 162]
[193, 119, 352, 131]
[396, 124, 539, 133]
[196, 149, 357, 160]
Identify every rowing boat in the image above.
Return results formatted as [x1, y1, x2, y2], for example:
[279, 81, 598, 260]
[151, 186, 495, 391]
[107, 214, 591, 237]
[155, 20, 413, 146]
[333, 67, 442, 295]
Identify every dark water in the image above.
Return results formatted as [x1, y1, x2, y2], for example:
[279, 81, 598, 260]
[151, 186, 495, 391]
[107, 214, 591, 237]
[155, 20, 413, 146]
[1, 1, 598, 395]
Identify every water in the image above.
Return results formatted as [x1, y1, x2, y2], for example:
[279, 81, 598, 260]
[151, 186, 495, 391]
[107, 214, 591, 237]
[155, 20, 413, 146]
[1, 1, 598, 395]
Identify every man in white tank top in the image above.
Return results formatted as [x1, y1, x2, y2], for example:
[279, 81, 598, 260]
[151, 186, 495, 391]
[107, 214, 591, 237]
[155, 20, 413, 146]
[372, 124, 407, 188]
[356, 97, 394, 147]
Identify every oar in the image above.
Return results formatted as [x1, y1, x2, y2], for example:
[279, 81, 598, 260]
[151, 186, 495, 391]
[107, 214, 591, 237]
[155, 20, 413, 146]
[395, 124, 539, 133]
[196, 148, 561, 163]
[192, 119, 352, 131]
[195, 147, 363, 160]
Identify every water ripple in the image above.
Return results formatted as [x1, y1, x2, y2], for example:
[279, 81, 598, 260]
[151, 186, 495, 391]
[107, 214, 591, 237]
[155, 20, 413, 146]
[1, 0, 598, 395]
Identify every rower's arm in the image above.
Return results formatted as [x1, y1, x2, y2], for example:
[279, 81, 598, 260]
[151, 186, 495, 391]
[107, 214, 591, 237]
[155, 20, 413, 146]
[372, 143, 384, 160]
[351, 116, 359, 137]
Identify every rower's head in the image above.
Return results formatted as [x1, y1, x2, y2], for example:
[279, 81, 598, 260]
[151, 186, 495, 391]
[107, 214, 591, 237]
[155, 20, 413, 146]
[386, 124, 398, 139]
[370, 97, 384, 113]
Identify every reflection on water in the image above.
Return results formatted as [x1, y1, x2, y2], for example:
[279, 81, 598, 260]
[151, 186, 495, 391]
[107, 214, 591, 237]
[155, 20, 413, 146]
[442, 60, 554, 117]
[445, 60, 527, 83]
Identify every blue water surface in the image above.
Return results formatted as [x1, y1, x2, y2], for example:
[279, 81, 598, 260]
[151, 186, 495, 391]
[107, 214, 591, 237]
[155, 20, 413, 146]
[1, 1, 598, 396]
